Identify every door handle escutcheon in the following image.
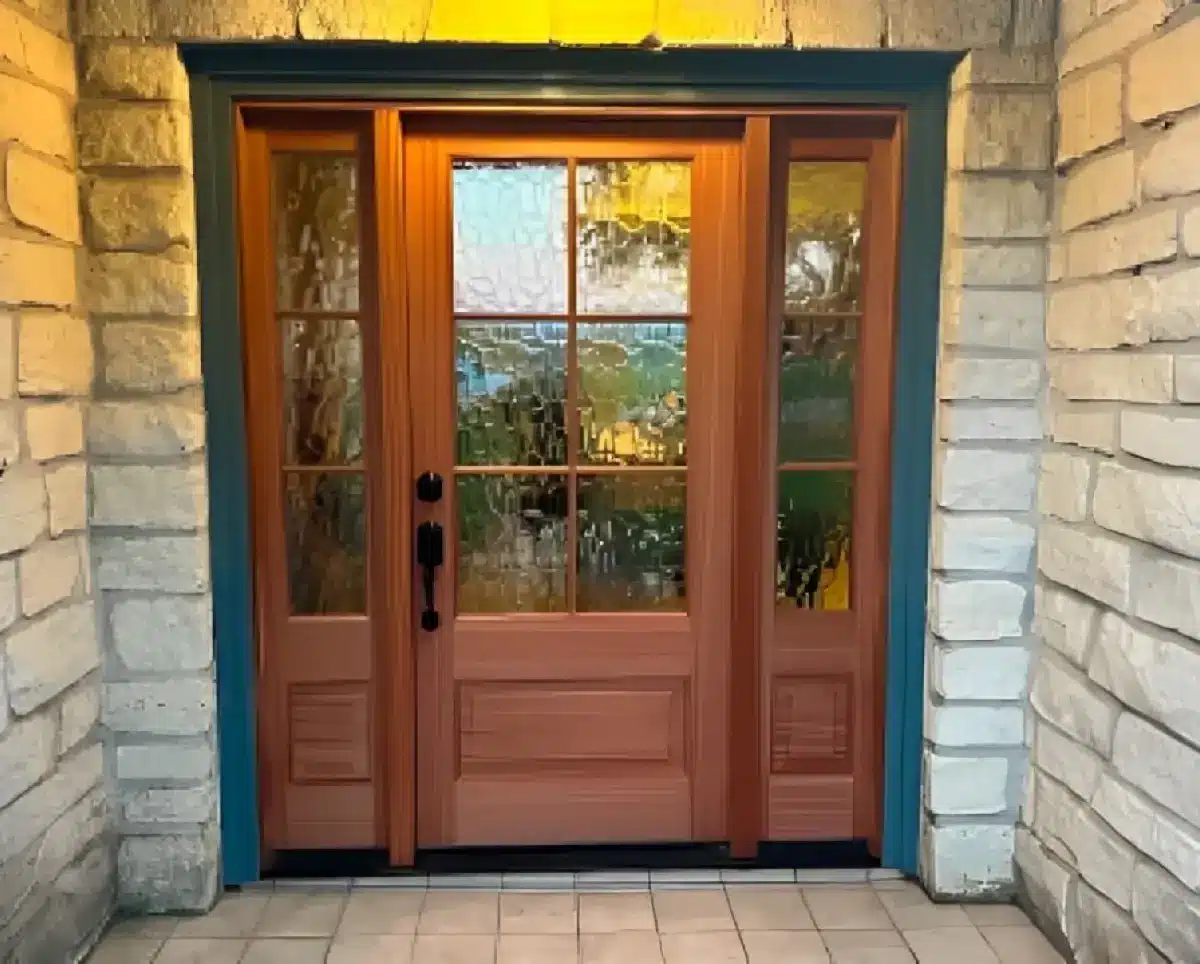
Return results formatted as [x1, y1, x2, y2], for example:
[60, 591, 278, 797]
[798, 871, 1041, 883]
[416, 521, 444, 632]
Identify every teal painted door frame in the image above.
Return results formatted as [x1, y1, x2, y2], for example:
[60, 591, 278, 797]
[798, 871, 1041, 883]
[185, 43, 955, 885]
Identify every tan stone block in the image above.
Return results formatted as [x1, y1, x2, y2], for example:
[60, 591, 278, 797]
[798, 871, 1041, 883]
[83, 175, 195, 251]
[888, 0, 1008, 47]
[297, 0, 429, 39]
[1130, 263, 1200, 344]
[1059, 149, 1136, 231]
[5, 146, 81, 244]
[1039, 450, 1093, 523]
[0, 464, 47, 555]
[945, 175, 1049, 240]
[1014, 0, 1054, 45]
[1057, 64, 1123, 165]
[950, 91, 1053, 172]
[0, 405, 18, 464]
[1183, 205, 1200, 258]
[1059, 0, 1095, 41]
[45, 460, 86, 536]
[1047, 277, 1139, 350]
[655, 0, 783, 44]
[0, 237, 76, 308]
[1064, 209, 1177, 280]
[80, 42, 188, 100]
[946, 242, 1046, 287]
[0, 3, 76, 95]
[18, 536, 84, 616]
[1129, 16, 1200, 123]
[17, 311, 93, 396]
[11, 0, 71, 37]
[24, 401, 84, 461]
[77, 0, 152, 37]
[942, 288, 1045, 350]
[86, 251, 198, 315]
[0, 74, 73, 161]
[101, 320, 201, 392]
[77, 103, 192, 170]
[0, 312, 13, 400]
[91, 462, 208, 530]
[153, 0, 300, 38]
[787, 0, 883, 48]
[953, 49, 1054, 88]
[1061, 0, 1173, 75]
[1049, 353, 1173, 403]
[88, 394, 206, 456]
[1142, 113, 1200, 202]
[1051, 405, 1117, 454]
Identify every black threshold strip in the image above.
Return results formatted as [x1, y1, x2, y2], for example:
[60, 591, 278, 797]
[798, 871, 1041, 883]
[264, 840, 877, 880]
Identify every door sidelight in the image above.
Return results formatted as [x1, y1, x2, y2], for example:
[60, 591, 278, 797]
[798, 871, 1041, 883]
[416, 521, 444, 631]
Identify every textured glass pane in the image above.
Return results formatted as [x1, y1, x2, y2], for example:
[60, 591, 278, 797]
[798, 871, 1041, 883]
[779, 317, 856, 463]
[274, 154, 359, 311]
[282, 319, 364, 466]
[776, 471, 852, 611]
[457, 474, 567, 613]
[785, 162, 866, 314]
[453, 161, 568, 314]
[577, 161, 691, 314]
[577, 474, 686, 612]
[578, 323, 687, 466]
[456, 322, 567, 466]
[285, 472, 366, 614]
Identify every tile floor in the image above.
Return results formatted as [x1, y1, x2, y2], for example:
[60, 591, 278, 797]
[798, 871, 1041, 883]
[91, 876, 1068, 964]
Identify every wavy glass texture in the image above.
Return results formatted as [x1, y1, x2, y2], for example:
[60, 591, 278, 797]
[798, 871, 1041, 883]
[776, 471, 852, 612]
[577, 161, 691, 315]
[285, 471, 367, 614]
[456, 322, 568, 467]
[784, 162, 866, 314]
[457, 474, 568, 613]
[274, 154, 360, 312]
[778, 317, 856, 463]
[578, 323, 687, 466]
[577, 474, 687, 612]
[453, 161, 568, 314]
[282, 319, 364, 466]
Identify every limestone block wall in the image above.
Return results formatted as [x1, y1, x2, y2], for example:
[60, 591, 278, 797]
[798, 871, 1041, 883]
[1020, 3, 1200, 961]
[0, 0, 111, 959]
[70, 0, 1053, 909]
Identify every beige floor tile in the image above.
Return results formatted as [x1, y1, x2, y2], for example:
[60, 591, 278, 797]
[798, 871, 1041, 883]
[327, 934, 417, 963]
[963, 905, 1032, 928]
[660, 931, 748, 963]
[500, 893, 577, 934]
[497, 934, 580, 963]
[339, 891, 425, 935]
[729, 887, 815, 931]
[154, 938, 247, 963]
[413, 934, 498, 963]
[240, 937, 331, 964]
[256, 893, 347, 937]
[742, 930, 829, 962]
[105, 916, 179, 938]
[803, 889, 892, 930]
[579, 893, 656, 933]
[904, 927, 998, 964]
[828, 949, 915, 964]
[821, 931, 907, 951]
[580, 931, 664, 964]
[652, 890, 735, 933]
[877, 886, 972, 930]
[174, 894, 270, 938]
[88, 938, 164, 964]
[420, 892, 501, 935]
[978, 925, 1067, 963]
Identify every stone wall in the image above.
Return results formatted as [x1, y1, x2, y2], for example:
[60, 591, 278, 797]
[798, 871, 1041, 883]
[0, 0, 112, 958]
[70, 0, 1053, 909]
[1020, 2, 1200, 961]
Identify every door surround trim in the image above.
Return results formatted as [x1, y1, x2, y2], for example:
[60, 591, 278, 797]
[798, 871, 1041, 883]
[185, 42, 957, 885]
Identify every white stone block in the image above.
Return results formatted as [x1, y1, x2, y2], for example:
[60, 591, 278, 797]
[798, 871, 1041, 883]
[1038, 521, 1132, 611]
[1094, 461, 1200, 562]
[1035, 721, 1102, 801]
[926, 824, 1015, 898]
[0, 559, 16, 634]
[943, 290, 1045, 351]
[94, 534, 210, 593]
[1093, 775, 1200, 891]
[1038, 450, 1092, 523]
[938, 449, 1037, 511]
[1035, 584, 1099, 667]
[1134, 551, 1200, 642]
[940, 404, 1042, 442]
[5, 603, 100, 716]
[1048, 353, 1172, 404]
[1016, 828, 1072, 936]
[0, 713, 56, 809]
[111, 596, 213, 672]
[1131, 861, 1200, 964]
[1050, 406, 1116, 454]
[933, 513, 1035, 573]
[0, 465, 48, 556]
[104, 679, 215, 736]
[59, 682, 100, 754]
[939, 357, 1041, 401]
[934, 646, 1030, 701]
[122, 785, 215, 825]
[1121, 410, 1200, 469]
[928, 704, 1026, 748]
[931, 578, 1027, 641]
[116, 743, 214, 782]
[1030, 654, 1118, 756]
[18, 536, 83, 617]
[91, 463, 208, 531]
[1112, 712, 1200, 829]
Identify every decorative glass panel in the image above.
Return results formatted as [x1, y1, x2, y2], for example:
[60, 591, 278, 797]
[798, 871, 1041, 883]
[778, 317, 856, 463]
[577, 474, 686, 612]
[453, 161, 568, 314]
[457, 474, 568, 613]
[776, 471, 852, 611]
[285, 471, 366, 614]
[456, 322, 568, 467]
[282, 319, 364, 466]
[578, 323, 687, 466]
[785, 162, 866, 314]
[274, 154, 359, 312]
[577, 161, 691, 314]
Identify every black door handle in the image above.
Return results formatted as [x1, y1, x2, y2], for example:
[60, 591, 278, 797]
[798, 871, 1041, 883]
[416, 521, 444, 632]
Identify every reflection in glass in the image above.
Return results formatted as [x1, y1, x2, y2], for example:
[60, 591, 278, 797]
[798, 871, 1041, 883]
[457, 474, 568, 613]
[778, 317, 856, 463]
[274, 154, 359, 312]
[785, 162, 866, 314]
[578, 323, 687, 466]
[282, 319, 364, 466]
[577, 161, 691, 314]
[577, 474, 686, 611]
[453, 161, 568, 314]
[456, 322, 567, 466]
[285, 472, 366, 614]
[776, 471, 852, 611]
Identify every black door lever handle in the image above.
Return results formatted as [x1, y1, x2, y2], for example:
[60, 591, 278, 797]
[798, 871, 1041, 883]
[416, 521, 444, 631]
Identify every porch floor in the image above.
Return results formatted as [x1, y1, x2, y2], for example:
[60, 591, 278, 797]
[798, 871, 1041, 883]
[89, 875, 1066, 963]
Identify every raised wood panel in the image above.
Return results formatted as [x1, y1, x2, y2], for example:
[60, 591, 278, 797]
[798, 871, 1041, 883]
[770, 676, 852, 775]
[459, 682, 686, 774]
[286, 783, 377, 848]
[767, 775, 855, 840]
[289, 684, 371, 783]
